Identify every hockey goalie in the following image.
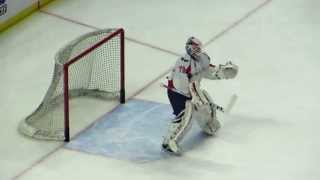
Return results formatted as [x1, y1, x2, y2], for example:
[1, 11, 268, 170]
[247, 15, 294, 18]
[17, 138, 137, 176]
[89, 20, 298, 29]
[162, 37, 238, 154]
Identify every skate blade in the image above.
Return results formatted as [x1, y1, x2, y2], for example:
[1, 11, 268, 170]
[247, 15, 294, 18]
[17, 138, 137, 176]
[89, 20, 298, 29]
[161, 144, 182, 156]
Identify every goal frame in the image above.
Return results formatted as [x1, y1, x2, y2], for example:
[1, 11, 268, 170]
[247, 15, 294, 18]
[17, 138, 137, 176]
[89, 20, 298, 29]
[63, 28, 125, 142]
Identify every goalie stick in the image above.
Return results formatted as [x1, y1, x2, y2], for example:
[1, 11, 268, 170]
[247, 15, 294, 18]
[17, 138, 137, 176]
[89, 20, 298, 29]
[160, 83, 230, 113]
[160, 83, 191, 98]
[224, 94, 238, 114]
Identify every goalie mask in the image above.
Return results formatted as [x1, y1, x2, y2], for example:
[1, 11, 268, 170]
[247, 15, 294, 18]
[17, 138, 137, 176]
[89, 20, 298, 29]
[185, 37, 202, 59]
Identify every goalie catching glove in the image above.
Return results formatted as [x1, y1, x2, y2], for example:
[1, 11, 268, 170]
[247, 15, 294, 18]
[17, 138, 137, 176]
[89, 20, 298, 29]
[203, 61, 238, 80]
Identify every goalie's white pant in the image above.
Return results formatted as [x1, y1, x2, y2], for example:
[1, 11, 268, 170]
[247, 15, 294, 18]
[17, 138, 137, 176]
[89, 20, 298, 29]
[162, 90, 220, 154]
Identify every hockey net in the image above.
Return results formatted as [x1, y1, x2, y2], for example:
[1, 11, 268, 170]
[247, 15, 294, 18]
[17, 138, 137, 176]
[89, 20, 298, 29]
[19, 28, 125, 141]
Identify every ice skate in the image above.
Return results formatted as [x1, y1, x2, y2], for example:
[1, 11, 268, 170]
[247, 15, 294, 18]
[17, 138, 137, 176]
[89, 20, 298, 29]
[162, 139, 181, 155]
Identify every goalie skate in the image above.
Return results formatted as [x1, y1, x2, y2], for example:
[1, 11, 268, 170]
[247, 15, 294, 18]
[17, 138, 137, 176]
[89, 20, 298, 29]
[162, 138, 181, 155]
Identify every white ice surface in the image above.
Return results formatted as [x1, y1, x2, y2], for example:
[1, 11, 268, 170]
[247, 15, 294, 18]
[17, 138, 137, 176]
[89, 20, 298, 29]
[1, 0, 320, 180]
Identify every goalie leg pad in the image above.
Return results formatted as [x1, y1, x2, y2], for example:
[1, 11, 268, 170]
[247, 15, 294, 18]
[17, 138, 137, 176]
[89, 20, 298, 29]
[194, 90, 221, 135]
[162, 101, 193, 154]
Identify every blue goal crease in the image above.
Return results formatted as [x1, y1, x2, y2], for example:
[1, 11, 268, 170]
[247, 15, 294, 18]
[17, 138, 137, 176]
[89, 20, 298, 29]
[65, 99, 205, 162]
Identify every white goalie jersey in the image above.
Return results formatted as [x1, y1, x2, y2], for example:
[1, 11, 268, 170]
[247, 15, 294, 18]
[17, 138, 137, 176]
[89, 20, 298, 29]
[166, 53, 210, 96]
[167, 52, 238, 97]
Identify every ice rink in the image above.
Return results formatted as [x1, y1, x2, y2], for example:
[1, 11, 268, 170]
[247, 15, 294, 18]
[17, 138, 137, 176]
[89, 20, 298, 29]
[1, 0, 320, 179]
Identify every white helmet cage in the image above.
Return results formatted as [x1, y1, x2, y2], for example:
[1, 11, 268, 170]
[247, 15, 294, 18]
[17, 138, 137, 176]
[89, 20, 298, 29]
[185, 37, 203, 58]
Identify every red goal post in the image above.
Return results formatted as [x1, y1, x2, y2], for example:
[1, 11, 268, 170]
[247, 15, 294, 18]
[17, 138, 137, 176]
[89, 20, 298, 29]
[19, 28, 125, 142]
[63, 28, 125, 141]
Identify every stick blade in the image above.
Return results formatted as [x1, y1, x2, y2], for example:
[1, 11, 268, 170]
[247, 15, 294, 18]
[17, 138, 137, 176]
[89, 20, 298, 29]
[225, 94, 238, 114]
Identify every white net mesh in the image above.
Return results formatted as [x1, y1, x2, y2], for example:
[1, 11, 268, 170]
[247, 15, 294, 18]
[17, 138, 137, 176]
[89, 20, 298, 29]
[19, 29, 124, 141]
